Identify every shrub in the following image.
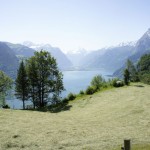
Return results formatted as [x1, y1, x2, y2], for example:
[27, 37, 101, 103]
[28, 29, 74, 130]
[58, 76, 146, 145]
[91, 75, 105, 90]
[112, 78, 124, 87]
[62, 97, 69, 103]
[79, 90, 84, 95]
[85, 86, 96, 95]
[2, 104, 10, 109]
[67, 93, 76, 101]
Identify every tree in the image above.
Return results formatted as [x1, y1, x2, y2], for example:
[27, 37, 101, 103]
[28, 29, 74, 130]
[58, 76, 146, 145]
[26, 57, 39, 109]
[0, 71, 13, 93]
[126, 59, 139, 82]
[0, 70, 13, 106]
[91, 75, 105, 90]
[15, 61, 29, 109]
[27, 50, 64, 108]
[137, 54, 150, 75]
[124, 68, 130, 85]
[137, 54, 150, 84]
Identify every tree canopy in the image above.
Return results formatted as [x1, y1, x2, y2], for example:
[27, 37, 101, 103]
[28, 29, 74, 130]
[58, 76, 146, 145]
[15, 50, 64, 109]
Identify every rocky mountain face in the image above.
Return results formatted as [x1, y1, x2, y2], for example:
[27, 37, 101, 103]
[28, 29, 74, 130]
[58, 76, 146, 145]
[0, 42, 19, 78]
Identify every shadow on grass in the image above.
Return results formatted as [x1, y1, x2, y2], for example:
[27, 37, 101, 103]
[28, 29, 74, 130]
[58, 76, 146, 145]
[26, 102, 72, 113]
[134, 85, 145, 88]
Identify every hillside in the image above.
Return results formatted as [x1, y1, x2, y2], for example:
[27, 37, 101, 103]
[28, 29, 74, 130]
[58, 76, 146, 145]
[0, 83, 150, 150]
[80, 45, 134, 72]
[0, 42, 19, 78]
[5, 42, 35, 57]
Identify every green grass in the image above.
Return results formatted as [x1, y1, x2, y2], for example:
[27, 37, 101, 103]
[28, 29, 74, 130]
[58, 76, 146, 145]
[0, 83, 150, 150]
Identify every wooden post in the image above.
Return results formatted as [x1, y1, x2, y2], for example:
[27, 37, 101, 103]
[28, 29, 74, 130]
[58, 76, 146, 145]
[124, 139, 131, 150]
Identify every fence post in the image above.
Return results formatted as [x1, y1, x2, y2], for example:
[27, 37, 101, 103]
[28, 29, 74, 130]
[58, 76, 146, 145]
[124, 139, 131, 150]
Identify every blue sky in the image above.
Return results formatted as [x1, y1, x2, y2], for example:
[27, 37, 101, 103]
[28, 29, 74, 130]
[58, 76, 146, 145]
[0, 0, 150, 52]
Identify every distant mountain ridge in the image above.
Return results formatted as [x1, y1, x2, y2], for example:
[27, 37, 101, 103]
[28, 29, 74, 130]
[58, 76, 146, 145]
[0, 28, 150, 78]
[113, 28, 150, 77]
[5, 42, 35, 57]
[67, 28, 150, 74]
[79, 45, 135, 72]
[0, 41, 73, 78]
[23, 42, 73, 70]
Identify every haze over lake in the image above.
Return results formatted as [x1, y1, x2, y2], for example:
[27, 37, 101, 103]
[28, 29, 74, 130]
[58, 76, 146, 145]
[7, 70, 112, 109]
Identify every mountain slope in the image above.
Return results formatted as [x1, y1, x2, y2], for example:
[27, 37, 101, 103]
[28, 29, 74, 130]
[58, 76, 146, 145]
[0, 42, 19, 78]
[1, 83, 150, 150]
[80, 45, 134, 72]
[113, 28, 150, 77]
[28, 43, 73, 70]
[5, 42, 35, 57]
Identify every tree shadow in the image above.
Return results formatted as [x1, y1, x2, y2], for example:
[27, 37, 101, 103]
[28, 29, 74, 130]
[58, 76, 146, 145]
[49, 103, 72, 113]
[28, 101, 72, 113]
[134, 85, 144, 88]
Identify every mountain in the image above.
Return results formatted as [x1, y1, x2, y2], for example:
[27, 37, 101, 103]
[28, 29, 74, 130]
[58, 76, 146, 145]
[66, 49, 88, 69]
[24, 43, 73, 70]
[113, 28, 150, 77]
[79, 45, 135, 72]
[0, 42, 19, 78]
[5, 42, 35, 57]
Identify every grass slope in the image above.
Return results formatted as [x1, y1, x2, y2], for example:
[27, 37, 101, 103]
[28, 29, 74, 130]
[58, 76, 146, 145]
[0, 83, 150, 150]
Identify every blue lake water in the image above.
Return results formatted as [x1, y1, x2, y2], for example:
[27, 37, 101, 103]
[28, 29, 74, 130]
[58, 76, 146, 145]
[6, 70, 112, 109]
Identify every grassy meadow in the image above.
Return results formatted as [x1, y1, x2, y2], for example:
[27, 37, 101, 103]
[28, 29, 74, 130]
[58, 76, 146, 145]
[0, 83, 150, 150]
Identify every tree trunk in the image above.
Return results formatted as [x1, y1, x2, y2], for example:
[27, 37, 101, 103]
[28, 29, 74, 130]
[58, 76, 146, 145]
[23, 99, 25, 110]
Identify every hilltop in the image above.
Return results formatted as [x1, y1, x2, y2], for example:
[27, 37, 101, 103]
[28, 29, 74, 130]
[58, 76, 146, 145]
[0, 83, 150, 150]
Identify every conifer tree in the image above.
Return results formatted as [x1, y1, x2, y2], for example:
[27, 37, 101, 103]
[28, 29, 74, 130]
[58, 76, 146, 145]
[15, 61, 29, 109]
[124, 68, 130, 85]
[126, 59, 139, 82]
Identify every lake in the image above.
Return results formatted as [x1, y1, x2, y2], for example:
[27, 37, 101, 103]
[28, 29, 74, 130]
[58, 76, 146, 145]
[6, 70, 112, 109]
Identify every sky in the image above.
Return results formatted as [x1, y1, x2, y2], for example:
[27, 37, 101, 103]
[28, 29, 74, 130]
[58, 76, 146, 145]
[0, 0, 150, 52]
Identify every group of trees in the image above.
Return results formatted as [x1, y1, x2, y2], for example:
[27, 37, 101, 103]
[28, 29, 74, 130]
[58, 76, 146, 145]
[15, 50, 64, 109]
[124, 54, 150, 85]
[0, 52, 149, 110]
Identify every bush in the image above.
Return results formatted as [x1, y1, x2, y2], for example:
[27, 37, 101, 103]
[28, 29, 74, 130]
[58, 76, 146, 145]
[112, 78, 124, 87]
[62, 97, 69, 103]
[79, 90, 84, 95]
[2, 104, 10, 109]
[67, 93, 76, 101]
[91, 75, 105, 90]
[85, 86, 96, 95]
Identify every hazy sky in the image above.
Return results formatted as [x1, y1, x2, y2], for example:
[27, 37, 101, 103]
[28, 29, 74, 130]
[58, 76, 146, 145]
[0, 0, 150, 52]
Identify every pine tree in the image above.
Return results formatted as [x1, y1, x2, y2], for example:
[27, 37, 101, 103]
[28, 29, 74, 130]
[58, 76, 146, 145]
[126, 59, 139, 82]
[15, 61, 29, 109]
[124, 68, 130, 85]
